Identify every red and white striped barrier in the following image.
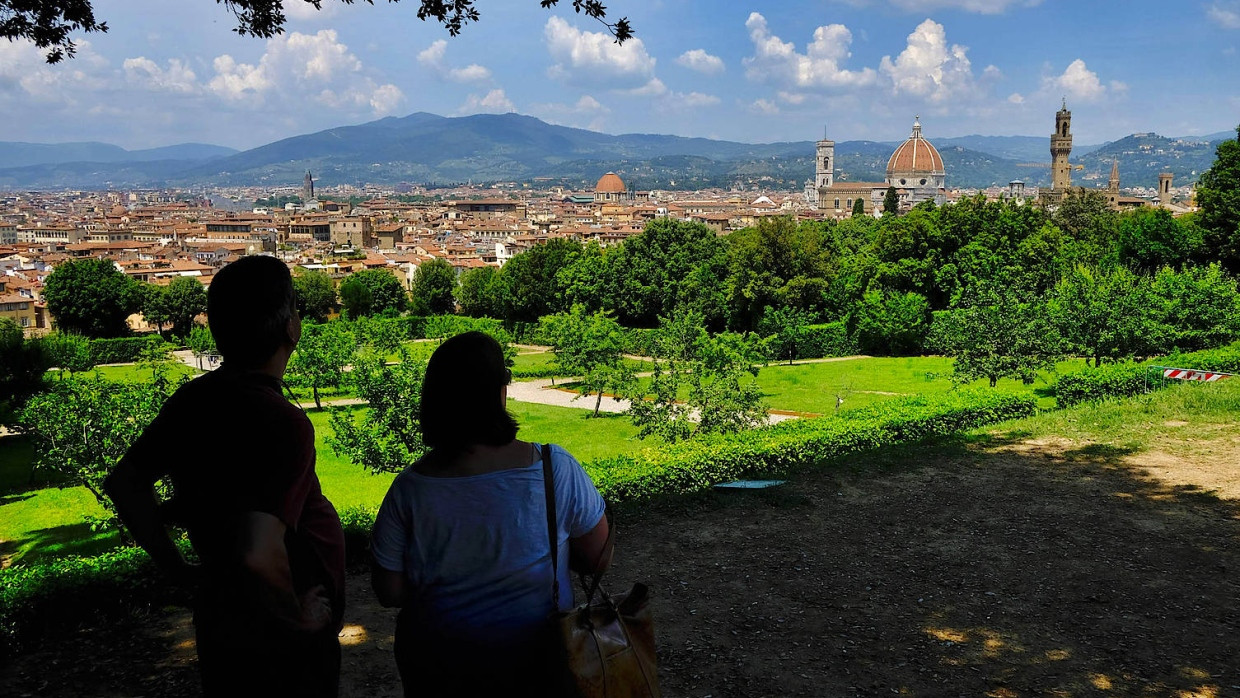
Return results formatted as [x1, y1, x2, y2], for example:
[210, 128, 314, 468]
[1161, 368, 1233, 382]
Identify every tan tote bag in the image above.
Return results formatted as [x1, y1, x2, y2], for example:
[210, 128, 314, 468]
[541, 444, 661, 698]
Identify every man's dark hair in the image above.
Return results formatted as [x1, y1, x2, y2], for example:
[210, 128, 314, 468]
[207, 256, 297, 369]
[421, 331, 518, 452]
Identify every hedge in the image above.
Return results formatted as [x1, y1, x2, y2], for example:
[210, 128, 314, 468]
[1055, 363, 1161, 407]
[797, 322, 856, 359]
[88, 335, 164, 364]
[0, 389, 1033, 652]
[1164, 342, 1240, 374]
[587, 389, 1036, 502]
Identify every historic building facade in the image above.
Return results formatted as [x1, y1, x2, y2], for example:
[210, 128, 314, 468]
[813, 118, 946, 217]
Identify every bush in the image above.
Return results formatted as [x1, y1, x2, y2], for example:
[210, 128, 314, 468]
[1054, 362, 1160, 407]
[416, 315, 504, 340]
[588, 390, 1036, 501]
[621, 328, 658, 357]
[797, 322, 855, 359]
[1164, 341, 1240, 374]
[87, 335, 163, 364]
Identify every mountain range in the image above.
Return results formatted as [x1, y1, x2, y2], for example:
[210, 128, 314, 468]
[0, 112, 1229, 192]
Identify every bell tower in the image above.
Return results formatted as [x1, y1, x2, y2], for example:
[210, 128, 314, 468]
[1051, 99, 1073, 193]
[816, 136, 835, 190]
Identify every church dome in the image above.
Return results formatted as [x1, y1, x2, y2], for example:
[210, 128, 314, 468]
[595, 172, 626, 194]
[886, 118, 945, 182]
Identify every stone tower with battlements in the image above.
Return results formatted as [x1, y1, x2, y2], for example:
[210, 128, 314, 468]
[1051, 100, 1073, 195]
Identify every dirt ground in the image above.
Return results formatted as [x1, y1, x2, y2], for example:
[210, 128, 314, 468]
[4, 432, 1239, 697]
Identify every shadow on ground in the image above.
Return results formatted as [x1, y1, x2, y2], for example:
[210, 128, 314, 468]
[4, 434, 1239, 697]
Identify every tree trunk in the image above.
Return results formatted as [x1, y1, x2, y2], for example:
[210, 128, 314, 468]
[313, 385, 322, 410]
[594, 390, 604, 416]
[989, 376, 997, 388]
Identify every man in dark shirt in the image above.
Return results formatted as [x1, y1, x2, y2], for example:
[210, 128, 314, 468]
[105, 256, 346, 697]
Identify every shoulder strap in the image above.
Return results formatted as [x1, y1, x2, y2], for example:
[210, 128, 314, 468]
[541, 443, 559, 610]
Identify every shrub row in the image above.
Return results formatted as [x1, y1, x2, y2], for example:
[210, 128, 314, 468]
[87, 336, 164, 364]
[1164, 342, 1240, 374]
[796, 322, 856, 359]
[1055, 362, 1161, 407]
[586, 389, 1036, 502]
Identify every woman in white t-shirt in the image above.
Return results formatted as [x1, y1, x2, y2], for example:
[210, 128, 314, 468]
[370, 331, 611, 697]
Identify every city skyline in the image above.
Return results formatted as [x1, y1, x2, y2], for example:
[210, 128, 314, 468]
[0, 0, 1237, 150]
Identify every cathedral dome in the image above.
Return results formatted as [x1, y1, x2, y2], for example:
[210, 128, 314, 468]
[595, 172, 626, 194]
[886, 118, 945, 184]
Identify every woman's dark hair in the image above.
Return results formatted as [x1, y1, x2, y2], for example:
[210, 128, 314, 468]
[207, 256, 297, 369]
[420, 331, 518, 452]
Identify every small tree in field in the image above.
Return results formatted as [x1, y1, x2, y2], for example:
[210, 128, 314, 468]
[41, 332, 94, 377]
[542, 305, 635, 416]
[187, 325, 218, 370]
[136, 339, 180, 382]
[328, 345, 426, 474]
[21, 375, 183, 525]
[758, 304, 812, 365]
[288, 322, 355, 409]
[930, 285, 1060, 387]
[410, 258, 458, 315]
[626, 310, 768, 442]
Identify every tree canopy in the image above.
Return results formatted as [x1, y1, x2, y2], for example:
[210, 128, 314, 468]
[1197, 126, 1240, 273]
[8, 0, 631, 63]
[43, 258, 141, 338]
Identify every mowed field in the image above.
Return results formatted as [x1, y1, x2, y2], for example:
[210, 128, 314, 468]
[2, 353, 1074, 565]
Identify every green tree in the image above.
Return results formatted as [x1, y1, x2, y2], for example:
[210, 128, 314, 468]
[1049, 266, 1160, 366]
[43, 258, 141, 338]
[293, 270, 337, 323]
[410, 258, 458, 315]
[852, 197, 866, 217]
[163, 277, 208, 338]
[541, 306, 635, 416]
[725, 216, 833, 331]
[21, 375, 183, 522]
[1197, 126, 1240, 273]
[883, 186, 899, 216]
[352, 316, 407, 354]
[1149, 263, 1240, 352]
[929, 285, 1060, 387]
[328, 345, 427, 474]
[1049, 189, 1118, 265]
[140, 284, 171, 337]
[499, 237, 581, 323]
[757, 304, 812, 365]
[607, 218, 728, 328]
[457, 265, 505, 318]
[851, 289, 931, 356]
[626, 311, 767, 442]
[187, 325, 218, 370]
[41, 332, 94, 377]
[136, 339, 179, 383]
[339, 269, 407, 319]
[288, 322, 355, 409]
[0, 318, 49, 419]
[1114, 207, 1202, 272]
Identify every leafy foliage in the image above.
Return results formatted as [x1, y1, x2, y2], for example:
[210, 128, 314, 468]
[410, 258, 458, 316]
[1055, 362, 1159, 407]
[43, 259, 141, 338]
[1197, 126, 1240, 273]
[40, 331, 94, 377]
[500, 237, 580, 323]
[850, 289, 930, 356]
[339, 269, 407, 319]
[86, 335, 163, 364]
[456, 265, 504, 318]
[20, 375, 184, 521]
[541, 306, 635, 415]
[0, 318, 50, 417]
[757, 305, 812, 365]
[328, 345, 427, 474]
[288, 320, 355, 409]
[929, 284, 1061, 387]
[292, 269, 337, 323]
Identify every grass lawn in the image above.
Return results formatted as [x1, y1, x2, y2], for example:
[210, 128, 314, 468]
[67, 363, 201, 383]
[0, 400, 648, 565]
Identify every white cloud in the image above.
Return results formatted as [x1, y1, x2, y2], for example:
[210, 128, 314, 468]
[835, 0, 1041, 13]
[778, 91, 808, 105]
[573, 95, 606, 112]
[680, 92, 722, 108]
[1041, 59, 1110, 102]
[676, 49, 725, 75]
[0, 39, 111, 104]
[458, 88, 515, 114]
[417, 39, 492, 83]
[207, 30, 403, 115]
[742, 13, 879, 90]
[750, 98, 780, 115]
[621, 78, 668, 97]
[1007, 92, 1025, 104]
[544, 16, 657, 88]
[283, 0, 338, 21]
[879, 19, 980, 103]
[123, 57, 198, 93]
[1207, 2, 1240, 28]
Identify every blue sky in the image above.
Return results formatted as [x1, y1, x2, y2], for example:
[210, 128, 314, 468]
[1, 0, 1237, 150]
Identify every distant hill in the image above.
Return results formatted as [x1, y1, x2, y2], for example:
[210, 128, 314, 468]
[0, 113, 1228, 191]
[0, 141, 236, 169]
[1076, 133, 1227, 189]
